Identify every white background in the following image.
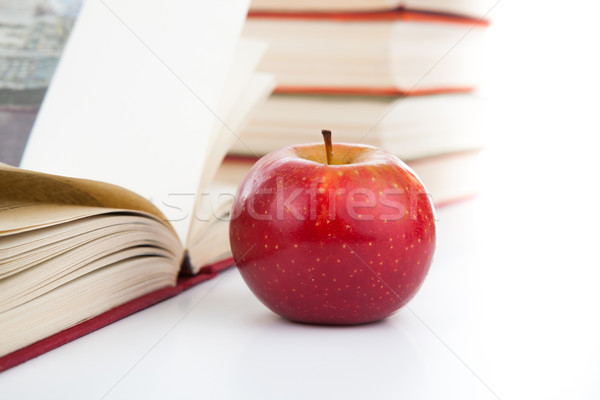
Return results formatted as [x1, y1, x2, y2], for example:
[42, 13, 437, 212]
[2, 0, 600, 398]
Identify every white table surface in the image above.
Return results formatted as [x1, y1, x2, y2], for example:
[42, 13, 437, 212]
[1, 187, 599, 399]
[2, 1, 600, 399]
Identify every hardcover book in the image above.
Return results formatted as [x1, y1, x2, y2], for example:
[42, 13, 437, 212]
[1, 0, 274, 372]
[233, 92, 486, 160]
[243, 9, 489, 95]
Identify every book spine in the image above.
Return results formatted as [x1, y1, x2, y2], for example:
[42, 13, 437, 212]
[247, 8, 490, 26]
[273, 86, 476, 96]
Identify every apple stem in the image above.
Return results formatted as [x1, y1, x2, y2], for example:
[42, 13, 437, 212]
[322, 129, 333, 165]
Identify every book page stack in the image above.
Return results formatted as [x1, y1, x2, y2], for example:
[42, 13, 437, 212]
[227, 0, 496, 206]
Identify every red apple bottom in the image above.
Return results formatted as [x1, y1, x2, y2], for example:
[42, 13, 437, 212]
[230, 143, 437, 325]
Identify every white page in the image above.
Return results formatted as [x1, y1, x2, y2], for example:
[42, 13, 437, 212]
[20, 0, 250, 242]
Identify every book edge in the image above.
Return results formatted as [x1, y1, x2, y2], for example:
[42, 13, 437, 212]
[0, 257, 234, 373]
[247, 8, 490, 26]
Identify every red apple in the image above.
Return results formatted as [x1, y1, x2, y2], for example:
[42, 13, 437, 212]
[229, 132, 436, 325]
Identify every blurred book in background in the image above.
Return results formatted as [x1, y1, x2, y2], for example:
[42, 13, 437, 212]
[249, 0, 495, 20]
[236, 1, 492, 205]
[242, 9, 487, 94]
[218, 149, 482, 208]
[232, 92, 485, 160]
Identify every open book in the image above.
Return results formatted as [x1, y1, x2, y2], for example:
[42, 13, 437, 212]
[0, 0, 274, 371]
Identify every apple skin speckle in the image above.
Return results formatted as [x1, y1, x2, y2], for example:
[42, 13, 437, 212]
[229, 143, 436, 325]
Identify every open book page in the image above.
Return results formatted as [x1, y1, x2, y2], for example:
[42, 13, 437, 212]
[185, 70, 276, 269]
[0, 163, 167, 225]
[0, 162, 184, 358]
[195, 39, 268, 189]
[184, 73, 276, 270]
[0, 210, 179, 305]
[20, 0, 251, 243]
[0, 162, 183, 278]
[0, 252, 178, 358]
[184, 40, 275, 269]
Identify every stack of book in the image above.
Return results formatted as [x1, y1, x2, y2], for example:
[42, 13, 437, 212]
[231, 0, 494, 205]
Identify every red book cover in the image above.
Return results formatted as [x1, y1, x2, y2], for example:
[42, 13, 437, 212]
[273, 85, 476, 97]
[0, 258, 234, 373]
